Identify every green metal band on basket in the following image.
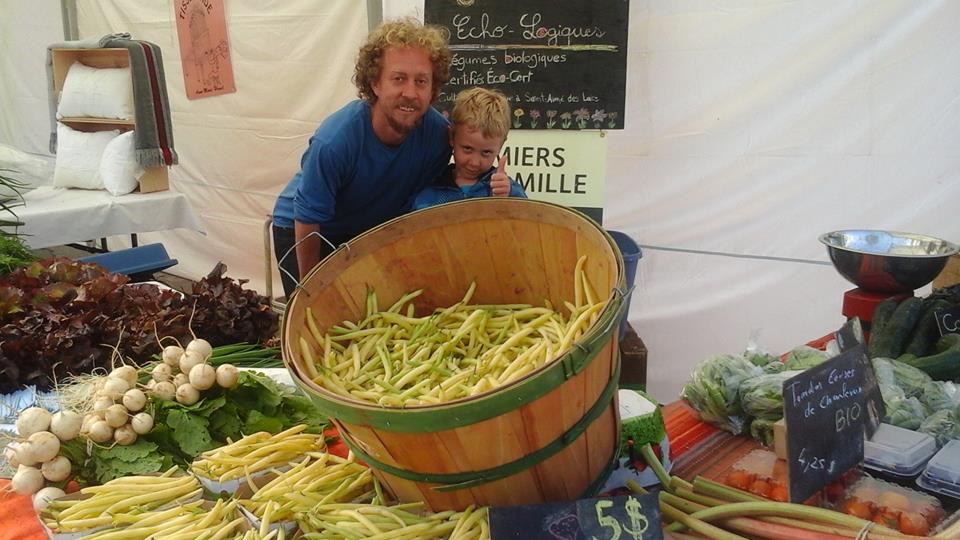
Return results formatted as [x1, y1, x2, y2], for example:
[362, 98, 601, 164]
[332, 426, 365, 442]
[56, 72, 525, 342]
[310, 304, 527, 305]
[339, 359, 621, 492]
[297, 289, 628, 433]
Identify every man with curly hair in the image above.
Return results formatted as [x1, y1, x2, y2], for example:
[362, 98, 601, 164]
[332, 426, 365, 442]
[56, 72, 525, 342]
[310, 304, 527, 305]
[272, 18, 508, 298]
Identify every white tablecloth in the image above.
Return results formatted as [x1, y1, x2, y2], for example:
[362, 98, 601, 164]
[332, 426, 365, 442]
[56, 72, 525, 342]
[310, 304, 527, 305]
[12, 186, 204, 249]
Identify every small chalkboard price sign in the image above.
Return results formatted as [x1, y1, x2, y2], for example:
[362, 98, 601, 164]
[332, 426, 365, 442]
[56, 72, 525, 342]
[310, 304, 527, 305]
[488, 493, 662, 540]
[935, 306, 960, 335]
[783, 345, 873, 503]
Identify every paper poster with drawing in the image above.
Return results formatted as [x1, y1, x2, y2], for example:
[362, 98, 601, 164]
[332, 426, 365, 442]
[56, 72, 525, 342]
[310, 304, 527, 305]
[175, 0, 236, 99]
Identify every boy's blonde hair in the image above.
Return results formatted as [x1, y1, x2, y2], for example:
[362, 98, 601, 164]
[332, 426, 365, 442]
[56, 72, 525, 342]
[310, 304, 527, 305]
[450, 87, 512, 140]
[354, 18, 452, 104]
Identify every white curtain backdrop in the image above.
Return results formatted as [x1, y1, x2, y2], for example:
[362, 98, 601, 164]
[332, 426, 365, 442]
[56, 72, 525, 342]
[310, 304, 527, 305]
[2, 1, 958, 403]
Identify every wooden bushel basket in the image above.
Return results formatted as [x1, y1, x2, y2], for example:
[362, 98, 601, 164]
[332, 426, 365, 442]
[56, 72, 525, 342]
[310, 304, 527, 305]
[282, 198, 627, 511]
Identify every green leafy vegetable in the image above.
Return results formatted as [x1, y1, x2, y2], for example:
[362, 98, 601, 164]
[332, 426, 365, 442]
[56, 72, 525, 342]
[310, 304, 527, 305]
[781, 346, 829, 370]
[738, 371, 802, 421]
[680, 353, 762, 434]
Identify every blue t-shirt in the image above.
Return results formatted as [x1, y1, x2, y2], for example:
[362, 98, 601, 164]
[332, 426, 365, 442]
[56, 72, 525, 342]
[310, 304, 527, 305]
[272, 100, 451, 242]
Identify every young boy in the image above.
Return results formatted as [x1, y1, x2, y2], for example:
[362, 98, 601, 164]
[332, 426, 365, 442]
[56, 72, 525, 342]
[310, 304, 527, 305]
[412, 87, 526, 210]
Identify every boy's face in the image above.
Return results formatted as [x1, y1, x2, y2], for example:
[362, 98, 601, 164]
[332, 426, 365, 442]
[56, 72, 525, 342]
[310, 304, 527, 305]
[449, 125, 504, 183]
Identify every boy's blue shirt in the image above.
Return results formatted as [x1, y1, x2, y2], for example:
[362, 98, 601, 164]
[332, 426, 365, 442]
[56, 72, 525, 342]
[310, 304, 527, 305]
[412, 164, 527, 210]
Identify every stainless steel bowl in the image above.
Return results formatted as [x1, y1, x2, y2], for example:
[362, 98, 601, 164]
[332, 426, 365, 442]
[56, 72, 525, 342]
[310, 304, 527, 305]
[819, 230, 959, 292]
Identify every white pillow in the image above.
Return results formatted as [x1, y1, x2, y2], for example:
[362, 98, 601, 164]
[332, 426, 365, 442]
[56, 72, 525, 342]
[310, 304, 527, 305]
[57, 62, 135, 120]
[100, 131, 144, 196]
[53, 123, 120, 189]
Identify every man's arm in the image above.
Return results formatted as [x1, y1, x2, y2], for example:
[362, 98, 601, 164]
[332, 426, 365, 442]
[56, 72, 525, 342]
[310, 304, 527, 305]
[294, 221, 322, 279]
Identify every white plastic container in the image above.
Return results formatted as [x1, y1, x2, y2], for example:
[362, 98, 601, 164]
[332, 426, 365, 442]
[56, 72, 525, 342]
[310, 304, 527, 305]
[917, 439, 960, 499]
[864, 423, 937, 478]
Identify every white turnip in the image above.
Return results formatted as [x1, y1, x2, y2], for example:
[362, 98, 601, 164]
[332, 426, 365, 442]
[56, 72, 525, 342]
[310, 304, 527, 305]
[131, 412, 154, 435]
[26, 431, 60, 463]
[172, 373, 189, 388]
[49, 410, 83, 442]
[215, 364, 239, 388]
[15, 442, 38, 467]
[152, 362, 173, 383]
[12, 465, 44, 495]
[114, 425, 137, 446]
[175, 384, 200, 405]
[185, 338, 213, 360]
[152, 381, 176, 401]
[101, 377, 130, 400]
[33, 486, 66, 511]
[3, 442, 21, 468]
[80, 414, 98, 435]
[87, 421, 113, 443]
[92, 396, 115, 413]
[16, 407, 51, 437]
[41, 455, 71, 482]
[122, 388, 147, 412]
[189, 364, 216, 390]
[162, 345, 184, 367]
[104, 404, 128, 428]
[179, 350, 206, 374]
[110, 365, 139, 387]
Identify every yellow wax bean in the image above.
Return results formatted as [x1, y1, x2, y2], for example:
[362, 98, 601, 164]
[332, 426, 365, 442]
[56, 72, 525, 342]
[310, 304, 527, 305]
[299, 337, 321, 380]
[305, 307, 325, 347]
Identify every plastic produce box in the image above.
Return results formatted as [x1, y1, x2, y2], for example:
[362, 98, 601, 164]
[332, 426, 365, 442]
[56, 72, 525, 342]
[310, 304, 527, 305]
[837, 476, 945, 535]
[917, 440, 960, 500]
[724, 448, 790, 502]
[864, 423, 938, 479]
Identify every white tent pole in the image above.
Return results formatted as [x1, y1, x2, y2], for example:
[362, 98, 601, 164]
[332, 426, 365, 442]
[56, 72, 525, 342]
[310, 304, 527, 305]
[61, 0, 78, 40]
[366, 0, 382, 32]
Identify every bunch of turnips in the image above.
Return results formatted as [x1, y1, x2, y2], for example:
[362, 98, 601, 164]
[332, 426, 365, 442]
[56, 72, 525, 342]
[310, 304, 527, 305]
[5, 406, 82, 506]
[3, 337, 240, 507]
[148, 337, 240, 406]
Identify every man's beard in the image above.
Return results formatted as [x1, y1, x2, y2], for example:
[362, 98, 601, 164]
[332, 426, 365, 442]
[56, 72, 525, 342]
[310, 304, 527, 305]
[386, 108, 423, 135]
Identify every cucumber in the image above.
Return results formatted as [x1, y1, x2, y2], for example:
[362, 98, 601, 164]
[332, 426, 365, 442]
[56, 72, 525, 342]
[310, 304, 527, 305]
[897, 334, 960, 380]
[904, 299, 953, 357]
[869, 297, 900, 338]
[868, 296, 922, 359]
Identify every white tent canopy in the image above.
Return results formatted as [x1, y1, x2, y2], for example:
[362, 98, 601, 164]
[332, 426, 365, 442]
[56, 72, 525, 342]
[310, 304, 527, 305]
[1, 0, 958, 403]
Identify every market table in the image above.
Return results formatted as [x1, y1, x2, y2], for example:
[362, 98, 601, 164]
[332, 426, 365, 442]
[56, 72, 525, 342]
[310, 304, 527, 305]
[13, 186, 204, 249]
[0, 479, 48, 540]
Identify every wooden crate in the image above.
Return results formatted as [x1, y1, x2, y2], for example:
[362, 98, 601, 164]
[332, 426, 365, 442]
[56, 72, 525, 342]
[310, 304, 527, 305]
[51, 48, 169, 193]
[619, 323, 648, 390]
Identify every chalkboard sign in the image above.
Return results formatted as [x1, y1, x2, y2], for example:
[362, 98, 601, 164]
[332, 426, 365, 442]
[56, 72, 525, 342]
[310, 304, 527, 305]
[488, 493, 662, 540]
[834, 319, 884, 438]
[935, 305, 960, 335]
[425, 0, 629, 130]
[783, 346, 873, 503]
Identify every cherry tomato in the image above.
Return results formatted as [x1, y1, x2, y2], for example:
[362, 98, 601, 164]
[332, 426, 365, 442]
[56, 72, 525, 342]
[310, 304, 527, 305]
[769, 483, 789, 502]
[748, 479, 772, 498]
[842, 499, 874, 520]
[725, 470, 753, 491]
[898, 512, 930, 536]
[873, 511, 899, 529]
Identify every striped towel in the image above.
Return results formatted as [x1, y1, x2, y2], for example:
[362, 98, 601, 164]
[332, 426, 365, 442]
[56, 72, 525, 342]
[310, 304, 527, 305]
[47, 33, 178, 167]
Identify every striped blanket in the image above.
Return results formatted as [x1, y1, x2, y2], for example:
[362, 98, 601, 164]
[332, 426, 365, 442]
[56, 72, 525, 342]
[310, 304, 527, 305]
[46, 33, 178, 167]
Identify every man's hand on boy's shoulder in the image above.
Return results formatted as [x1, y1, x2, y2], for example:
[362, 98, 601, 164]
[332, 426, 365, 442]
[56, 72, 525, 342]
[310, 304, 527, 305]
[490, 154, 510, 196]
